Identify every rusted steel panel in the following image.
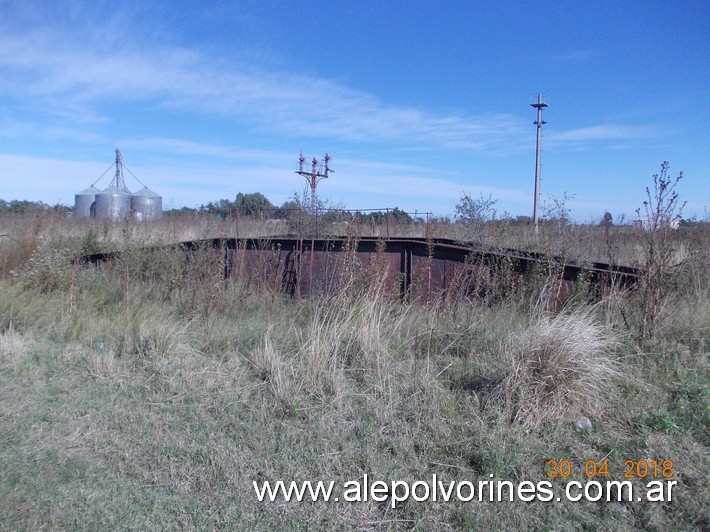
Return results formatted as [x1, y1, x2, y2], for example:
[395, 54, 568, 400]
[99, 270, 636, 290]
[82, 236, 641, 305]
[411, 255, 448, 302]
[226, 242, 293, 294]
[294, 247, 401, 298]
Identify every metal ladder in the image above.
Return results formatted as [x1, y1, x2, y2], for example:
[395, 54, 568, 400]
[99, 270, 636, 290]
[282, 249, 300, 296]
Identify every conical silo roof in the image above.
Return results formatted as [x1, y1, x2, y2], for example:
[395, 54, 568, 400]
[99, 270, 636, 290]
[100, 184, 132, 196]
[77, 185, 100, 195]
[132, 186, 159, 197]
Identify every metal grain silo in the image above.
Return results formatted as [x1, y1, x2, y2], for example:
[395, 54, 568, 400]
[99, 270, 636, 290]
[94, 185, 132, 221]
[74, 185, 99, 219]
[131, 186, 162, 221]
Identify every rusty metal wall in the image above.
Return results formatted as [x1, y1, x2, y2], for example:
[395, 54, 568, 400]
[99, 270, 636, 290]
[84, 236, 640, 305]
[219, 237, 639, 304]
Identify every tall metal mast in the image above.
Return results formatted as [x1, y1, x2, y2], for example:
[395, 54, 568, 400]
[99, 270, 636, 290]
[113, 148, 127, 190]
[531, 94, 548, 233]
[295, 152, 333, 215]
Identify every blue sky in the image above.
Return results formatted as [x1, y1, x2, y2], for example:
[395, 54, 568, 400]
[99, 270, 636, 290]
[1, 0, 708, 221]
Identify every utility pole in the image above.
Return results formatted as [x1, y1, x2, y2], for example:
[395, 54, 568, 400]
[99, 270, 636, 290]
[295, 152, 333, 215]
[531, 94, 548, 233]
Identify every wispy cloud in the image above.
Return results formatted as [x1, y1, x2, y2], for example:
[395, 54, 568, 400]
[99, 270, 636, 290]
[0, 25, 529, 154]
[0, 9, 658, 160]
[117, 137, 294, 163]
[550, 124, 658, 142]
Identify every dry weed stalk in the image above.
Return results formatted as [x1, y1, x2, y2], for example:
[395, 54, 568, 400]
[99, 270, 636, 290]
[636, 161, 686, 342]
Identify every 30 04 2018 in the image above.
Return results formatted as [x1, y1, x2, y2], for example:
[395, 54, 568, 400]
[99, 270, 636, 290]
[545, 459, 675, 480]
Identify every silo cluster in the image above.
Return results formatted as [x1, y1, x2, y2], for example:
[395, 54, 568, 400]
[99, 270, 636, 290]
[74, 149, 162, 221]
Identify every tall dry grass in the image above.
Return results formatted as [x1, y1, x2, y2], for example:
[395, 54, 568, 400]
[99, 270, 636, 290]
[2, 209, 705, 272]
[0, 211, 707, 529]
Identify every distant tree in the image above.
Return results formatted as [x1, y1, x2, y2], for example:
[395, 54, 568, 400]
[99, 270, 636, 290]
[514, 215, 533, 225]
[235, 192, 274, 217]
[165, 206, 197, 216]
[389, 207, 414, 224]
[348, 208, 412, 225]
[454, 193, 497, 224]
[320, 209, 352, 224]
[199, 201, 220, 215]
[454, 193, 497, 243]
[0, 199, 51, 215]
[600, 211, 613, 227]
[274, 198, 301, 219]
[355, 210, 384, 224]
[542, 193, 574, 225]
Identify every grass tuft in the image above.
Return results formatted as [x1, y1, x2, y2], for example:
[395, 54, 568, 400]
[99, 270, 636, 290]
[0, 323, 34, 373]
[503, 305, 621, 426]
[251, 331, 300, 408]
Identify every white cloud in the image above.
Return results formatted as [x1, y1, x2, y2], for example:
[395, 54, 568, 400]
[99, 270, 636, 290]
[0, 28, 530, 153]
[549, 124, 657, 143]
[0, 11, 661, 160]
[117, 137, 294, 163]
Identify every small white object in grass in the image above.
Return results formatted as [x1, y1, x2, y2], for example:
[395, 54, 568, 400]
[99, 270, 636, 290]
[574, 416, 593, 432]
